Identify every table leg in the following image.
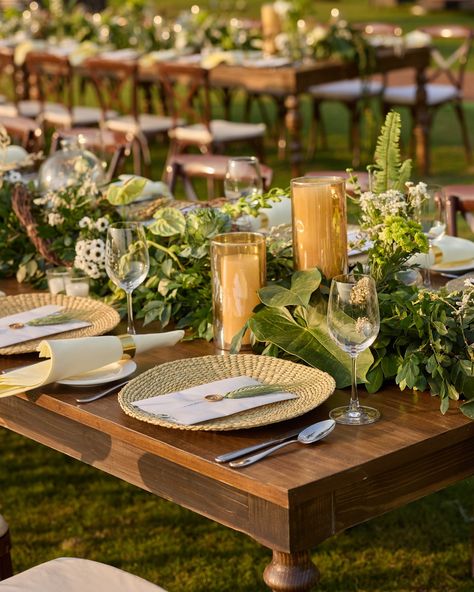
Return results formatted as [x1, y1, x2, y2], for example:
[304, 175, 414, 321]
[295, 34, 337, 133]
[263, 550, 320, 592]
[284, 95, 303, 178]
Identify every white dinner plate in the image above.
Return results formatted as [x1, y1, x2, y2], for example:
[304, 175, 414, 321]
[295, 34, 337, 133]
[430, 259, 474, 273]
[57, 359, 137, 386]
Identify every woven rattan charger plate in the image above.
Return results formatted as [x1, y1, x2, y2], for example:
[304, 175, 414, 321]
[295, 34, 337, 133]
[119, 354, 336, 431]
[0, 293, 120, 355]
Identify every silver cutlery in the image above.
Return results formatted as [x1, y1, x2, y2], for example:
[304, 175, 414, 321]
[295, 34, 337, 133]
[75, 379, 131, 403]
[215, 426, 305, 463]
[228, 420, 336, 468]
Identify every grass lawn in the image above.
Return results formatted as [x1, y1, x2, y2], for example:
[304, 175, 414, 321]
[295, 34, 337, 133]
[2, 2, 474, 589]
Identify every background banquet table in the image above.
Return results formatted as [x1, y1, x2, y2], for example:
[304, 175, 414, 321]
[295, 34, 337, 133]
[0, 278, 473, 591]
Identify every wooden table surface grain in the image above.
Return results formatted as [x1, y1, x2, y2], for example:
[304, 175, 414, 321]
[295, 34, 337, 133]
[0, 278, 473, 591]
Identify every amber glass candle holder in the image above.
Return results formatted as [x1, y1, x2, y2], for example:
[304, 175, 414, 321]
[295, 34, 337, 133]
[291, 176, 348, 279]
[211, 232, 266, 351]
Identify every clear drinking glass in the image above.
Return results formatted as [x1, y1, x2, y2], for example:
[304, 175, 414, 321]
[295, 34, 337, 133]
[327, 273, 381, 425]
[105, 222, 150, 335]
[418, 184, 446, 287]
[224, 156, 263, 201]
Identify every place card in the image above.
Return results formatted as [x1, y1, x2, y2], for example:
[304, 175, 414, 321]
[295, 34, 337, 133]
[131, 376, 298, 425]
[0, 305, 91, 348]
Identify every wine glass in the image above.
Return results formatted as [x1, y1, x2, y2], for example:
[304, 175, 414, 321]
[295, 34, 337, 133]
[224, 156, 263, 231]
[418, 184, 446, 287]
[105, 221, 150, 335]
[327, 273, 380, 425]
[224, 156, 263, 201]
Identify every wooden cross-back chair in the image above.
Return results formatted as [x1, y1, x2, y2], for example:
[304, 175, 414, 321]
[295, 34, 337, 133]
[0, 115, 43, 152]
[83, 56, 174, 175]
[24, 51, 102, 130]
[157, 62, 266, 164]
[0, 49, 41, 120]
[308, 22, 403, 168]
[383, 25, 474, 167]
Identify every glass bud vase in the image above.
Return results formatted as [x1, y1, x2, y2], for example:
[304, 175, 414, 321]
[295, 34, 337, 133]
[290, 176, 348, 279]
[38, 136, 106, 193]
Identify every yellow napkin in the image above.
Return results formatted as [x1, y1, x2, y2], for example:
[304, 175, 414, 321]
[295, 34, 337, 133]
[410, 236, 474, 269]
[200, 51, 237, 70]
[69, 41, 100, 66]
[0, 331, 184, 398]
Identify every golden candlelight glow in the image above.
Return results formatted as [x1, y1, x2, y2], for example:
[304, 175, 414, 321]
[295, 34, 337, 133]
[211, 233, 266, 351]
[291, 176, 348, 279]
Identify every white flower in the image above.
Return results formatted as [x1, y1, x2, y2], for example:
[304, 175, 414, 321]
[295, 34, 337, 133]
[79, 216, 92, 229]
[4, 170, 22, 183]
[95, 217, 109, 232]
[47, 212, 64, 226]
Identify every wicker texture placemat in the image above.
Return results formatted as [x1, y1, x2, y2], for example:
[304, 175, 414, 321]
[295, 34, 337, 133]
[119, 354, 336, 431]
[0, 293, 120, 355]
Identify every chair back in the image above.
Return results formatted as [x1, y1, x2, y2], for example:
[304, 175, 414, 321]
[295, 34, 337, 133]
[82, 56, 139, 124]
[0, 115, 43, 151]
[0, 48, 25, 107]
[157, 63, 212, 131]
[25, 51, 74, 120]
[420, 25, 474, 91]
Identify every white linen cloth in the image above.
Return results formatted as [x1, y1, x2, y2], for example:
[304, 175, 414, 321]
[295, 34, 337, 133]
[0, 305, 92, 348]
[0, 331, 184, 398]
[132, 375, 297, 425]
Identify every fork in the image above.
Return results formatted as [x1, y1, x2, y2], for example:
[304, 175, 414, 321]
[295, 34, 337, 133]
[75, 379, 131, 404]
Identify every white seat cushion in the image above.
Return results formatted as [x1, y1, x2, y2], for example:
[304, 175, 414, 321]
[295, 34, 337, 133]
[0, 101, 61, 119]
[106, 114, 175, 135]
[383, 83, 460, 106]
[0, 557, 168, 592]
[308, 79, 383, 100]
[171, 119, 266, 145]
[43, 105, 106, 127]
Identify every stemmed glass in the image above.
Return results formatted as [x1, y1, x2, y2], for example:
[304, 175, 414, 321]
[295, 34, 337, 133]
[418, 184, 446, 288]
[327, 273, 381, 425]
[105, 221, 150, 335]
[224, 156, 263, 201]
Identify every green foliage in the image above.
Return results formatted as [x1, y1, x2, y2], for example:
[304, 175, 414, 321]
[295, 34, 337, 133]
[367, 284, 474, 417]
[243, 269, 374, 388]
[371, 111, 412, 193]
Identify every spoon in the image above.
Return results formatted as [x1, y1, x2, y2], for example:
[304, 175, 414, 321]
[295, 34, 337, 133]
[229, 419, 336, 468]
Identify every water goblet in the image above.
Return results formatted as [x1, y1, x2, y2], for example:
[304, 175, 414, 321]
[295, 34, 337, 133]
[418, 184, 446, 287]
[327, 273, 381, 425]
[105, 221, 150, 335]
[224, 156, 263, 231]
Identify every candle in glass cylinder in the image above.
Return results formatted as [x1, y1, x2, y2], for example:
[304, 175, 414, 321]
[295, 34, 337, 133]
[211, 233, 266, 351]
[261, 3, 281, 55]
[291, 176, 348, 279]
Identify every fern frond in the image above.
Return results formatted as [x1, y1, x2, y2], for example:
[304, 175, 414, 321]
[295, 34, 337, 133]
[373, 111, 402, 193]
[395, 159, 413, 192]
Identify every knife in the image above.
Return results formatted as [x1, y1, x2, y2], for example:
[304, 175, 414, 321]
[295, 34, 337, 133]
[214, 426, 304, 463]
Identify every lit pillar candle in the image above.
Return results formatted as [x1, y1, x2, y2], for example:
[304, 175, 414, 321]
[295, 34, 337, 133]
[211, 233, 266, 351]
[291, 176, 348, 279]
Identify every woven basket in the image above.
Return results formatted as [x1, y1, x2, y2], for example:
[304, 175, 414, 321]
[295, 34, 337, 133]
[0, 292, 120, 355]
[119, 354, 335, 431]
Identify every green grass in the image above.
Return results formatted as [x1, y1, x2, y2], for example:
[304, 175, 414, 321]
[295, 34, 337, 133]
[0, 428, 473, 591]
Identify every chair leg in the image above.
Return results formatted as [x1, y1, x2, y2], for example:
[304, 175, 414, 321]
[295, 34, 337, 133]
[445, 194, 459, 237]
[453, 100, 472, 165]
[348, 102, 361, 168]
[0, 516, 13, 581]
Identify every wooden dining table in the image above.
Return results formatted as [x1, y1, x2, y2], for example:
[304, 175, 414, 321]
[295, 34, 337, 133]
[0, 277, 473, 591]
[140, 45, 432, 177]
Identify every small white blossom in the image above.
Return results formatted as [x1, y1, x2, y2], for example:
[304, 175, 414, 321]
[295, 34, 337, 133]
[47, 212, 64, 226]
[95, 217, 109, 232]
[79, 216, 92, 229]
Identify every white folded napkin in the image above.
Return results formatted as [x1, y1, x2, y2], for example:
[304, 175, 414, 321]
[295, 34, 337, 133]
[410, 236, 474, 269]
[0, 331, 184, 398]
[132, 375, 297, 425]
[0, 305, 92, 348]
[100, 49, 140, 61]
[404, 30, 431, 48]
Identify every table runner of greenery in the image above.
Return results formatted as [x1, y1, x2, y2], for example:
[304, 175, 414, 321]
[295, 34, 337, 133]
[1, 113, 473, 419]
